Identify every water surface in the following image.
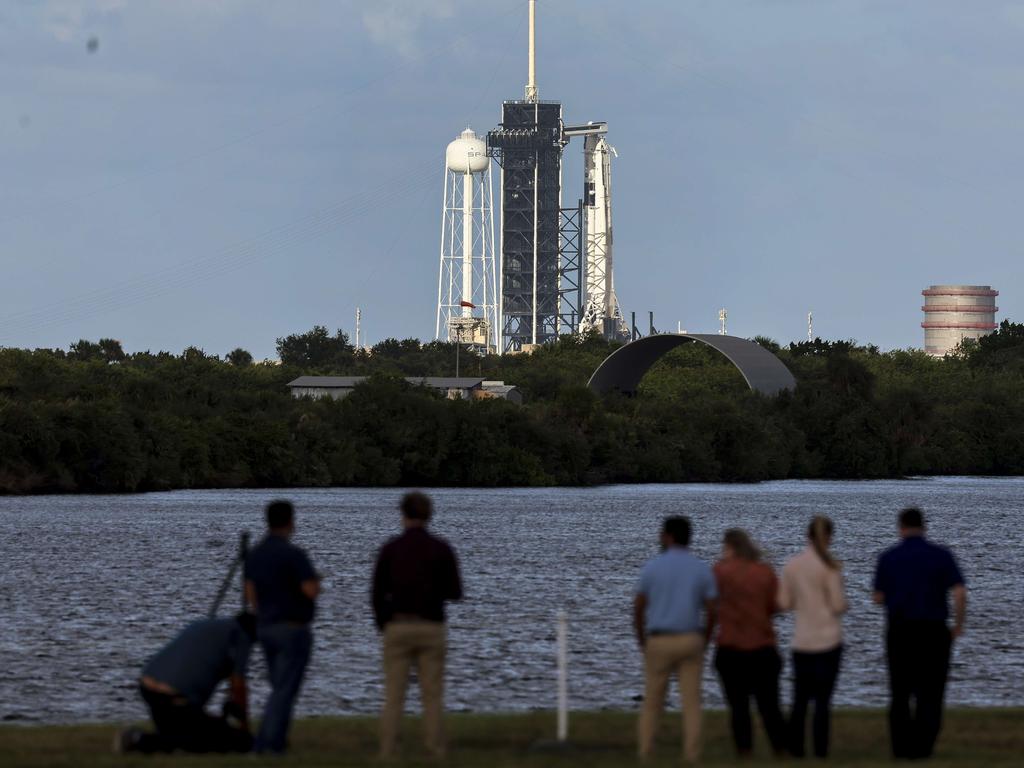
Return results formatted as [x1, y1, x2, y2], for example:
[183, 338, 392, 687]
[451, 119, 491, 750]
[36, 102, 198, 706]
[1, 478, 1021, 724]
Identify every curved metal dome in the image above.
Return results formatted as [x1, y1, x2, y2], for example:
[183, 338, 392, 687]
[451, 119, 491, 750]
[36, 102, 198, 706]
[587, 333, 796, 397]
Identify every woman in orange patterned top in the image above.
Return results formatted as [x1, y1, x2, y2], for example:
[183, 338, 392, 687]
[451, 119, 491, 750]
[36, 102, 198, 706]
[713, 528, 787, 758]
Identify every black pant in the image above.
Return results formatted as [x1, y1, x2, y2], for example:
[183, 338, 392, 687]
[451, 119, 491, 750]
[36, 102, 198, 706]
[135, 685, 252, 753]
[886, 622, 952, 759]
[714, 646, 787, 755]
[788, 645, 842, 757]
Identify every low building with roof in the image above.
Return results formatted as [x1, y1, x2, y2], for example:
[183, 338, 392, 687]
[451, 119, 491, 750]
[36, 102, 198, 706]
[287, 376, 522, 404]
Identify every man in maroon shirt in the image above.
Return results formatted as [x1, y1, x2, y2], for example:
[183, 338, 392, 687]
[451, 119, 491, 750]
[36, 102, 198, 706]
[372, 491, 463, 759]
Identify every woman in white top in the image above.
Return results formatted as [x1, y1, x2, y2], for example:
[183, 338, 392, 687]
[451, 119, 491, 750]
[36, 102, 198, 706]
[777, 516, 847, 758]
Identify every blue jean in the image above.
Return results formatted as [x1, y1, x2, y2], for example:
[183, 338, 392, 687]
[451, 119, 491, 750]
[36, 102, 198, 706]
[256, 623, 312, 754]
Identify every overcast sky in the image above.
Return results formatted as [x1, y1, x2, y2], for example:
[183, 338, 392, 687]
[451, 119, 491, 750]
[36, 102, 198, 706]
[2, 1, 1022, 358]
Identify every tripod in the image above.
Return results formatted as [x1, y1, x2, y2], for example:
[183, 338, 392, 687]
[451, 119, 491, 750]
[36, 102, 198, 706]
[209, 532, 251, 618]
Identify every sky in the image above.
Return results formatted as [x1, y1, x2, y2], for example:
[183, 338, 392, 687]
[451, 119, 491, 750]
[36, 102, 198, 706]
[2, 0, 1023, 359]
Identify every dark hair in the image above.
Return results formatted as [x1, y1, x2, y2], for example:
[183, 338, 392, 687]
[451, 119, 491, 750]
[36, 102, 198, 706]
[807, 515, 840, 570]
[266, 500, 294, 530]
[723, 528, 761, 561]
[663, 516, 691, 547]
[235, 611, 257, 640]
[899, 507, 925, 529]
[401, 491, 433, 521]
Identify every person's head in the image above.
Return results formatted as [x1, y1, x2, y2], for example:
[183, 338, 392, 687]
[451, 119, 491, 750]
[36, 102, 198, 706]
[266, 500, 295, 536]
[401, 491, 433, 528]
[722, 528, 761, 561]
[899, 507, 925, 537]
[807, 515, 840, 570]
[661, 516, 691, 549]
[235, 611, 257, 641]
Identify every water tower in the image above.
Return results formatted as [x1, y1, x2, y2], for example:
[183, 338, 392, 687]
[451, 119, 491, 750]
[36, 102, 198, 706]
[436, 128, 498, 352]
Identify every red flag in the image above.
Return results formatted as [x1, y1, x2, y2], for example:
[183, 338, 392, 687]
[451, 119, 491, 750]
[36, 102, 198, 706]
[459, 300, 476, 309]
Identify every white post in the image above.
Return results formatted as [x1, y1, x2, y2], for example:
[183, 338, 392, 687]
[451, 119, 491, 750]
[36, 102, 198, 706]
[556, 609, 568, 742]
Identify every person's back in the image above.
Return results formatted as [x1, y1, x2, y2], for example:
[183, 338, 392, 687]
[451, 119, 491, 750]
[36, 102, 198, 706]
[780, 547, 846, 651]
[712, 529, 785, 758]
[634, 516, 717, 765]
[118, 614, 255, 754]
[873, 507, 966, 760]
[142, 618, 251, 708]
[244, 500, 320, 755]
[876, 536, 961, 624]
[373, 491, 463, 760]
[714, 557, 777, 651]
[778, 516, 847, 758]
[639, 548, 715, 635]
[373, 527, 461, 627]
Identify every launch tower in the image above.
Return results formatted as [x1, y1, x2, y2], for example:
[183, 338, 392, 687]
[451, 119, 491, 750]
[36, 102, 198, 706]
[487, 0, 565, 351]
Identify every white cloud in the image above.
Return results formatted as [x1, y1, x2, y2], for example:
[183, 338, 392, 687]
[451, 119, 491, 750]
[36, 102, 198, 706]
[361, 0, 456, 59]
[41, 0, 127, 42]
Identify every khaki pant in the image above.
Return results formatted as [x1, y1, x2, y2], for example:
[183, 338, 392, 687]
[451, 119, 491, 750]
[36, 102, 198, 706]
[379, 621, 446, 758]
[638, 632, 705, 763]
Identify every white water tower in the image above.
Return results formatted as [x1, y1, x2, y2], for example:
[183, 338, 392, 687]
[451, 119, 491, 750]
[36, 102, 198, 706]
[436, 128, 498, 352]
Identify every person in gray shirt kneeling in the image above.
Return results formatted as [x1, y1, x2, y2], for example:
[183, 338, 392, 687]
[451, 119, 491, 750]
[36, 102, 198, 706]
[116, 612, 256, 754]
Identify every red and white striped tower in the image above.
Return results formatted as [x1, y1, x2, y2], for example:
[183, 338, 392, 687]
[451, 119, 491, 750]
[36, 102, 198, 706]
[921, 284, 999, 357]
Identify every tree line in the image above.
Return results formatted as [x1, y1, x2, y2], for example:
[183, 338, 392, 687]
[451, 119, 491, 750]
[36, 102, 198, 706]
[1, 321, 1023, 493]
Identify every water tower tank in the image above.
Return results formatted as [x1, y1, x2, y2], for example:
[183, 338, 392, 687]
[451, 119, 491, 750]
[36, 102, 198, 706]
[921, 284, 998, 356]
[446, 128, 489, 174]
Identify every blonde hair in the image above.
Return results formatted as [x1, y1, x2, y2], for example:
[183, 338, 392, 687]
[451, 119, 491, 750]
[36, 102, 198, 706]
[808, 515, 840, 570]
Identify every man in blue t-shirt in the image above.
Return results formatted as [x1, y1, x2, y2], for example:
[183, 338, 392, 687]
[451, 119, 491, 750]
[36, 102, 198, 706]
[245, 500, 320, 754]
[116, 613, 256, 754]
[873, 507, 967, 760]
[633, 516, 718, 764]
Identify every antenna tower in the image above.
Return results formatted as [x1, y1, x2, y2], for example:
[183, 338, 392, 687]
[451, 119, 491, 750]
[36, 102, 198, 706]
[718, 308, 728, 335]
[807, 311, 813, 342]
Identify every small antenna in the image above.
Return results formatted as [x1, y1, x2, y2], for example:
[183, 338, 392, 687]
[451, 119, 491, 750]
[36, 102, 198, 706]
[525, 0, 538, 101]
[355, 307, 362, 350]
[718, 308, 728, 335]
[807, 311, 813, 342]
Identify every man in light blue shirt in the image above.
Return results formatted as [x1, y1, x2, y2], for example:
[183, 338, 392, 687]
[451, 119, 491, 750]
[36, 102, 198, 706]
[633, 516, 718, 764]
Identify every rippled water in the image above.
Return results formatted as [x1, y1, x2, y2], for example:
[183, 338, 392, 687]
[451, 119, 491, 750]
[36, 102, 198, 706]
[1, 478, 1022, 724]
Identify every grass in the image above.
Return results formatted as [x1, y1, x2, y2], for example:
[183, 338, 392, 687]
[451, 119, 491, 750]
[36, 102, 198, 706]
[1, 709, 1022, 767]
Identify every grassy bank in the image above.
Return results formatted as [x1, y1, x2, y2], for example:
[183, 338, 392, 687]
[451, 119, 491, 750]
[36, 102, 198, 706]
[1, 709, 1021, 767]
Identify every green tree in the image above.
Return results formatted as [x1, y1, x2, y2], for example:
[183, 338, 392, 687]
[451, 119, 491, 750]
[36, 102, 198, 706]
[226, 348, 254, 367]
[98, 338, 126, 363]
[276, 326, 353, 369]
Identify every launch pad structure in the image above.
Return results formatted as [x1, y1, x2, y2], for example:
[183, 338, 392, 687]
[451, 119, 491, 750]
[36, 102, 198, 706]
[481, 0, 628, 353]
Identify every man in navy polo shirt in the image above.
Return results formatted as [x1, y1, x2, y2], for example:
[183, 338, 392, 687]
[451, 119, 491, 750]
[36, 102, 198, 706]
[873, 507, 966, 760]
[245, 500, 320, 754]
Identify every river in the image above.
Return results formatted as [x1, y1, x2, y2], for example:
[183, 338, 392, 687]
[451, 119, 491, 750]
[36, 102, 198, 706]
[1, 478, 1021, 724]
